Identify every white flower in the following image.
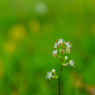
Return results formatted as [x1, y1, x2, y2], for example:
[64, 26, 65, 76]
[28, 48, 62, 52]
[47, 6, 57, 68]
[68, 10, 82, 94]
[51, 49, 57, 57]
[45, 71, 52, 79]
[69, 59, 75, 67]
[53, 43, 57, 48]
[52, 69, 55, 73]
[65, 56, 68, 60]
[66, 47, 71, 53]
[64, 63, 69, 66]
[57, 39, 65, 45]
[65, 42, 72, 48]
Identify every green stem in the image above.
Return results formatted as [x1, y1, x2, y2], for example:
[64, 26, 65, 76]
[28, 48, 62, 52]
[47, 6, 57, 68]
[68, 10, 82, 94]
[58, 78, 60, 95]
[58, 58, 63, 95]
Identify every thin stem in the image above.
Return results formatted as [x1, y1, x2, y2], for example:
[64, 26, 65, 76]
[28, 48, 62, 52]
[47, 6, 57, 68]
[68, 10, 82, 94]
[58, 78, 60, 95]
[58, 58, 63, 95]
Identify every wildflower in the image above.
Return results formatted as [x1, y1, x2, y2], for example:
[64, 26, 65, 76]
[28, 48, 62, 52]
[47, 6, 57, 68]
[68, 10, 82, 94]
[51, 49, 57, 57]
[69, 59, 75, 67]
[45, 71, 52, 79]
[52, 69, 55, 73]
[65, 56, 68, 60]
[53, 43, 57, 48]
[66, 47, 71, 53]
[57, 39, 65, 45]
[65, 41, 73, 48]
[45, 38, 75, 95]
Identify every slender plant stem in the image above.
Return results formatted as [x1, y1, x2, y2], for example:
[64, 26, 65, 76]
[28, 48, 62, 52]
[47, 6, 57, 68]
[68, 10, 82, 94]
[58, 58, 63, 95]
[58, 78, 60, 95]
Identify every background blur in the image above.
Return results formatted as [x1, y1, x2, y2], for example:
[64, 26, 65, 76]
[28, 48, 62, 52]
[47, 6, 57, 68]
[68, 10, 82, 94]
[0, 0, 95, 95]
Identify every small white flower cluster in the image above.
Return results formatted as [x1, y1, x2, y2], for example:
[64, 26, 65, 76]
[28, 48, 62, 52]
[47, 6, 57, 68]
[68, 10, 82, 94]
[63, 58, 75, 67]
[51, 49, 57, 57]
[65, 42, 73, 53]
[45, 69, 57, 80]
[51, 39, 73, 57]
[45, 38, 75, 80]
[69, 59, 75, 67]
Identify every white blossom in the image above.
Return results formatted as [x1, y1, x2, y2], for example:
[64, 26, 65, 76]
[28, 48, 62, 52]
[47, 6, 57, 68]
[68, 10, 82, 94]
[66, 47, 71, 53]
[65, 42, 73, 48]
[53, 43, 57, 48]
[45, 71, 52, 79]
[57, 39, 65, 45]
[51, 49, 57, 57]
[69, 59, 75, 67]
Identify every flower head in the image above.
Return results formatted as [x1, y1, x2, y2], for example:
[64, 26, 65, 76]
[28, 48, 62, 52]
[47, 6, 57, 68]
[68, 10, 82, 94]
[45, 71, 52, 79]
[53, 43, 57, 48]
[51, 49, 57, 57]
[52, 39, 73, 58]
[65, 41, 73, 48]
[66, 47, 71, 53]
[57, 39, 65, 45]
[69, 59, 75, 67]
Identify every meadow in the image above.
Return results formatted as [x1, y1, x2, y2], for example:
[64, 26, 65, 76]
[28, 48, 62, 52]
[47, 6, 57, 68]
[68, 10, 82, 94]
[0, 0, 95, 95]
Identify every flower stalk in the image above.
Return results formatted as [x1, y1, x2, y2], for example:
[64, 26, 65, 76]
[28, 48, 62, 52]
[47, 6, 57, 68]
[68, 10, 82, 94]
[45, 38, 75, 95]
[58, 57, 63, 95]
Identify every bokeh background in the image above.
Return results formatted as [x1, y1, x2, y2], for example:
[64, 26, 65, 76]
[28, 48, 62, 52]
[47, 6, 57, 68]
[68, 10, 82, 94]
[0, 0, 95, 95]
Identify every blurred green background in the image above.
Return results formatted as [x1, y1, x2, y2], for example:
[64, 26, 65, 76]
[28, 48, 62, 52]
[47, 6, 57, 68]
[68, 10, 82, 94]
[0, 0, 95, 95]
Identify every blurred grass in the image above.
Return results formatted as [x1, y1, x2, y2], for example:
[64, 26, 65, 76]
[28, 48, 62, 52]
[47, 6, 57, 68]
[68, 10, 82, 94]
[0, 0, 95, 95]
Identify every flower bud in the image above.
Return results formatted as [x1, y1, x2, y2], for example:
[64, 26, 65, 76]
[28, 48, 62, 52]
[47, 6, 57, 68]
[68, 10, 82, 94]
[52, 69, 55, 73]
[65, 56, 68, 60]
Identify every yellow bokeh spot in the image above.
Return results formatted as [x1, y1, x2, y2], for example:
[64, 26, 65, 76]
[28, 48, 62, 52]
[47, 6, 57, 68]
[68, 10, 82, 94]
[8, 24, 26, 41]
[29, 19, 40, 34]
[4, 41, 15, 54]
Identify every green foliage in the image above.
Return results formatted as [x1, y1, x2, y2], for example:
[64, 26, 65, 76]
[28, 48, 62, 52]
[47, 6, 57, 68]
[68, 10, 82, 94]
[0, 0, 95, 95]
